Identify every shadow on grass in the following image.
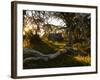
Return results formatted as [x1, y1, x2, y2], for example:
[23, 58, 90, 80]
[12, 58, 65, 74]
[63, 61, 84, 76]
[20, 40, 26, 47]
[23, 35, 90, 69]
[23, 53, 90, 69]
[28, 35, 57, 54]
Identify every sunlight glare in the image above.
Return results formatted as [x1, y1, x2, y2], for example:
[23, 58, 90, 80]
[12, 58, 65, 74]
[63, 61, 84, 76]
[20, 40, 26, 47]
[24, 27, 29, 32]
[29, 25, 32, 30]
[23, 31, 25, 35]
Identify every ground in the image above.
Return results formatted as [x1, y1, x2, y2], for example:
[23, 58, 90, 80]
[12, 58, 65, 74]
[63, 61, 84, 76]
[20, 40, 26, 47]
[23, 35, 91, 69]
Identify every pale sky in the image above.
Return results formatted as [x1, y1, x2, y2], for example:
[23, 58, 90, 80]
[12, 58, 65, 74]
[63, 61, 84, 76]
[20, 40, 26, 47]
[26, 10, 66, 27]
[48, 17, 66, 27]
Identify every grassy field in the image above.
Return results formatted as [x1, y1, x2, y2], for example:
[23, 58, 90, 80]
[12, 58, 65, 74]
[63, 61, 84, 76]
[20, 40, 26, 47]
[23, 36, 91, 69]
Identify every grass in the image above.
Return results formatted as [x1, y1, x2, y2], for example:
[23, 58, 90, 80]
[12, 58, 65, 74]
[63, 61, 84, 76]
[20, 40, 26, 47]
[23, 37, 57, 54]
[30, 40, 56, 54]
[73, 54, 91, 65]
[23, 36, 91, 69]
[42, 37, 66, 51]
[23, 53, 90, 69]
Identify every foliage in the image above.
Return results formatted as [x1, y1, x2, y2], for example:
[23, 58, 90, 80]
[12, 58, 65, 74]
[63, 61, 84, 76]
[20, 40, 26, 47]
[23, 10, 91, 69]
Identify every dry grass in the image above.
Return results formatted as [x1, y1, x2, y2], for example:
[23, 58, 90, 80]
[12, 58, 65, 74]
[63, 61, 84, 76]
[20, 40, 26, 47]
[23, 39, 30, 48]
[73, 54, 91, 65]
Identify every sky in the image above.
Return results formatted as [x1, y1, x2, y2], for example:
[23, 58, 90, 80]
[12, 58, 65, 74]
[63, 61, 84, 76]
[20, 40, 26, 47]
[48, 17, 66, 27]
[25, 10, 66, 27]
